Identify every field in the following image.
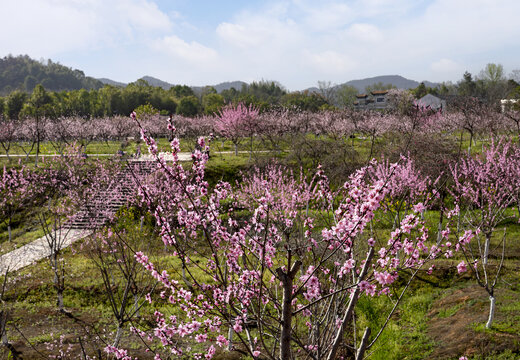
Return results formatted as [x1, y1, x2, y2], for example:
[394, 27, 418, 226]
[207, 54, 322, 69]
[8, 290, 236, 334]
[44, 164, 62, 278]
[1, 107, 520, 359]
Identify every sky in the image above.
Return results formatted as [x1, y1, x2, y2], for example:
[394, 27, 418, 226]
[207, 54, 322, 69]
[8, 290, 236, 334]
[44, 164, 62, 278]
[1, 0, 519, 91]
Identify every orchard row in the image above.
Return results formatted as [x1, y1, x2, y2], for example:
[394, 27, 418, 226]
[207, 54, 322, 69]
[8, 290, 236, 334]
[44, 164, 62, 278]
[1, 100, 519, 156]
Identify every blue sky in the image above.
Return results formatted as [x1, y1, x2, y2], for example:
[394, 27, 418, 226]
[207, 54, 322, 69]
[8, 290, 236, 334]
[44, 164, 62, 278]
[1, 0, 519, 90]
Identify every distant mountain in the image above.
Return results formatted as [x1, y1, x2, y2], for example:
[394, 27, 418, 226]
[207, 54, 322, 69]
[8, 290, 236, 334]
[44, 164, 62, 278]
[98, 78, 126, 87]
[304, 87, 320, 93]
[0, 54, 103, 95]
[214, 81, 247, 93]
[342, 75, 438, 92]
[139, 76, 173, 90]
[304, 75, 439, 94]
[99, 77, 247, 94]
[0, 54, 442, 99]
[192, 81, 247, 95]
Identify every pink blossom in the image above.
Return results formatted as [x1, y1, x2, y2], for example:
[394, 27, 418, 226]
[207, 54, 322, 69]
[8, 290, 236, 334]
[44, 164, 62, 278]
[457, 261, 467, 274]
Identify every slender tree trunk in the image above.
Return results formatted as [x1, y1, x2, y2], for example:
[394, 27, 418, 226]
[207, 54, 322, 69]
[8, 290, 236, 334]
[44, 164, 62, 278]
[356, 327, 371, 360]
[57, 287, 64, 311]
[113, 325, 123, 348]
[181, 264, 192, 288]
[468, 132, 473, 156]
[249, 135, 253, 161]
[0, 310, 8, 346]
[234, 143, 238, 156]
[483, 233, 491, 266]
[277, 259, 301, 360]
[35, 123, 40, 167]
[327, 248, 374, 360]
[2, 148, 10, 163]
[369, 134, 375, 159]
[53, 253, 64, 312]
[437, 207, 444, 245]
[280, 279, 293, 360]
[227, 327, 233, 351]
[134, 293, 139, 317]
[7, 219, 12, 243]
[486, 295, 496, 329]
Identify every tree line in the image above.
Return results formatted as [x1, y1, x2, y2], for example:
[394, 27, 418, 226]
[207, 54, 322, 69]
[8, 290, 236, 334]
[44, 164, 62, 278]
[0, 58, 519, 121]
[0, 54, 103, 95]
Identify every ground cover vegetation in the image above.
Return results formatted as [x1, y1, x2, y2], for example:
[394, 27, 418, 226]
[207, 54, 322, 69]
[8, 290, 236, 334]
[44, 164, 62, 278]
[0, 67, 520, 359]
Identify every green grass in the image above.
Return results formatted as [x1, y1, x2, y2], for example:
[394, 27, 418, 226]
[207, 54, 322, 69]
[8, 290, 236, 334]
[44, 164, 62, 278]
[437, 303, 464, 318]
[357, 286, 438, 360]
[464, 350, 520, 360]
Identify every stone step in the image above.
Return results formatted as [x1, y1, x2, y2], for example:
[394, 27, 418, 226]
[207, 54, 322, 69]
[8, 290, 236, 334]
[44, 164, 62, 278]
[65, 160, 156, 230]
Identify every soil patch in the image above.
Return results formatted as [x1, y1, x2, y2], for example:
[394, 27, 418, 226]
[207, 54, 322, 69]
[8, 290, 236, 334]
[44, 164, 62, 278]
[426, 284, 520, 359]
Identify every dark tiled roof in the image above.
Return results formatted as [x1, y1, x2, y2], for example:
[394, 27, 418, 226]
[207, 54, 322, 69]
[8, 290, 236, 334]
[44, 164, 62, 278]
[370, 90, 389, 95]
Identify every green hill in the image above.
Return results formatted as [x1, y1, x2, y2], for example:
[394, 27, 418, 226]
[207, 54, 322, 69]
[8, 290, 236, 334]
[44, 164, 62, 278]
[0, 54, 103, 95]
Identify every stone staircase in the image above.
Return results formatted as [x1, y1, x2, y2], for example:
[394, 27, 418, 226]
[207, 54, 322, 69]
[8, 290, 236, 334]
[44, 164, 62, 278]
[64, 160, 156, 229]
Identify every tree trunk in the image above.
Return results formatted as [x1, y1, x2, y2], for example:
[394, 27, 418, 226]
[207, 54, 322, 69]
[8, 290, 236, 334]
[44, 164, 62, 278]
[134, 293, 140, 317]
[113, 325, 123, 348]
[227, 327, 233, 351]
[0, 310, 8, 346]
[57, 288, 64, 312]
[234, 143, 238, 156]
[369, 134, 375, 159]
[483, 233, 491, 266]
[53, 253, 64, 312]
[485, 295, 495, 329]
[278, 259, 301, 360]
[249, 135, 253, 161]
[327, 248, 374, 360]
[35, 126, 40, 167]
[280, 279, 293, 360]
[436, 208, 444, 245]
[182, 265, 192, 288]
[468, 132, 473, 156]
[356, 327, 371, 360]
[7, 219, 11, 243]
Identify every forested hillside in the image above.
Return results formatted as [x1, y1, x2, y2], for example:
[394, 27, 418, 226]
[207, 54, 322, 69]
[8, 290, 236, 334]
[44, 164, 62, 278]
[0, 54, 103, 95]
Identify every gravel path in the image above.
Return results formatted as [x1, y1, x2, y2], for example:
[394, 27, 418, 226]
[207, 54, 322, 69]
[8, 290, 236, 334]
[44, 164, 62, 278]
[0, 229, 91, 273]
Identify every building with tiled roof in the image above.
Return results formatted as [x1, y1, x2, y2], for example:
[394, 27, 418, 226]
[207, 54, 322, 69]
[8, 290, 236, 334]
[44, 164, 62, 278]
[354, 90, 389, 110]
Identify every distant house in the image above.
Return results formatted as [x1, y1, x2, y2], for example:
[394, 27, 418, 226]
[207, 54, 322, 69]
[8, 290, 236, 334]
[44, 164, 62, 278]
[416, 94, 446, 111]
[354, 90, 389, 110]
[501, 99, 518, 112]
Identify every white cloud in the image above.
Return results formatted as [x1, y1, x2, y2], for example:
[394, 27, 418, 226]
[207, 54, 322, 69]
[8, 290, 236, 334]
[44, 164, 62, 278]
[352, 0, 417, 17]
[431, 59, 460, 73]
[152, 35, 217, 63]
[0, 0, 173, 56]
[305, 50, 357, 74]
[2, 0, 520, 90]
[293, 1, 354, 31]
[216, 23, 264, 49]
[345, 23, 383, 43]
[216, 8, 301, 50]
[114, 0, 172, 33]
